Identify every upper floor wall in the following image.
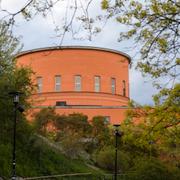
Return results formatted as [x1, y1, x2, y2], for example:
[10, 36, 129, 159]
[16, 46, 131, 98]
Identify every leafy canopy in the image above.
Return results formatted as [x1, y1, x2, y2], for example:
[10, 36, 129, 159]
[101, 0, 179, 87]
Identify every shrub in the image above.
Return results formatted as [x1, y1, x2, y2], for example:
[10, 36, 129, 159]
[130, 158, 173, 180]
[96, 146, 130, 172]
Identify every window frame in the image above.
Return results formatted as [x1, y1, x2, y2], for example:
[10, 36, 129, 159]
[55, 75, 61, 92]
[111, 77, 116, 94]
[94, 75, 101, 92]
[123, 80, 126, 96]
[74, 75, 82, 91]
[37, 76, 43, 93]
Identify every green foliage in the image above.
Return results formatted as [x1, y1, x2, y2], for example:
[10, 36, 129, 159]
[61, 133, 87, 159]
[101, 0, 109, 9]
[0, 20, 34, 145]
[0, 21, 21, 74]
[33, 110, 92, 159]
[54, 112, 90, 135]
[33, 108, 179, 175]
[33, 107, 58, 135]
[30, 107, 180, 177]
[0, 144, 11, 176]
[57, 113, 90, 158]
[135, 84, 180, 145]
[91, 116, 111, 148]
[34, 111, 113, 159]
[62, 113, 90, 135]
[102, 0, 180, 86]
[100, 1, 180, 175]
[0, 21, 34, 159]
[123, 86, 180, 171]
[0, 135, 100, 178]
[96, 146, 131, 172]
[130, 158, 173, 180]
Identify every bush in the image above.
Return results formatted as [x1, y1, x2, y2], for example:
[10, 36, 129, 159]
[0, 144, 11, 177]
[61, 133, 85, 159]
[96, 146, 130, 172]
[130, 158, 173, 180]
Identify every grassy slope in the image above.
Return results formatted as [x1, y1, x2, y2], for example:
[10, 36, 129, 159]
[0, 135, 102, 179]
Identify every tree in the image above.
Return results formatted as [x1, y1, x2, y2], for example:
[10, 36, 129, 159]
[127, 84, 179, 138]
[0, 21, 20, 73]
[0, 20, 33, 140]
[100, 1, 180, 164]
[123, 84, 180, 168]
[101, 0, 180, 87]
[56, 113, 91, 158]
[54, 113, 91, 138]
[91, 116, 111, 148]
[0, 20, 35, 177]
[33, 107, 58, 135]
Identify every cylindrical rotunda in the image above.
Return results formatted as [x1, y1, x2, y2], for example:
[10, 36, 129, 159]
[17, 46, 131, 124]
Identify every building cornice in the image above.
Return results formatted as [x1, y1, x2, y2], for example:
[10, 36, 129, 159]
[32, 91, 130, 101]
[16, 46, 131, 64]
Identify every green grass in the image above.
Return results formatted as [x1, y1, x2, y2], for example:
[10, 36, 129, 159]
[0, 135, 102, 179]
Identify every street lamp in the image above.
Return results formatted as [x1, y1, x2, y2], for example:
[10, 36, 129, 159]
[113, 124, 123, 180]
[9, 91, 24, 180]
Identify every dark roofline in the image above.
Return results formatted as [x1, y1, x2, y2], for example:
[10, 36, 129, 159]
[16, 46, 131, 64]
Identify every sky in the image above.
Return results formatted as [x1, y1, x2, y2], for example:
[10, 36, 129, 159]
[1, 0, 158, 105]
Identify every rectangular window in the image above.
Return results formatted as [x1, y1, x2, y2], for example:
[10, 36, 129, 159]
[75, 75, 81, 91]
[56, 101, 66, 106]
[37, 77, 42, 93]
[111, 78, 116, 94]
[55, 75, 61, 92]
[123, 80, 126, 96]
[94, 76, 101, 92]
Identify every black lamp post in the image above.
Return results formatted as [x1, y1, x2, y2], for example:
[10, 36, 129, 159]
[9, 91, 24, 180]
[113, 124, 123, 180]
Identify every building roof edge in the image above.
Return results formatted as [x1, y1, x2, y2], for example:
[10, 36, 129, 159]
[16, 46, 132, 64]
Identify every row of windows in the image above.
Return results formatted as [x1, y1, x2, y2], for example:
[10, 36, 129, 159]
[37, 75, 126, 96]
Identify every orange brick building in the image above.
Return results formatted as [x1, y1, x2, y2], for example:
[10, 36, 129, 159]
[16, 46, 131, 124]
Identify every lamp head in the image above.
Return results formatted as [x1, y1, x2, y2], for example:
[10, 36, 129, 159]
[113, 124, 120, 128]
[9, 91, 23, 103]
[113, 124, 123, 137]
